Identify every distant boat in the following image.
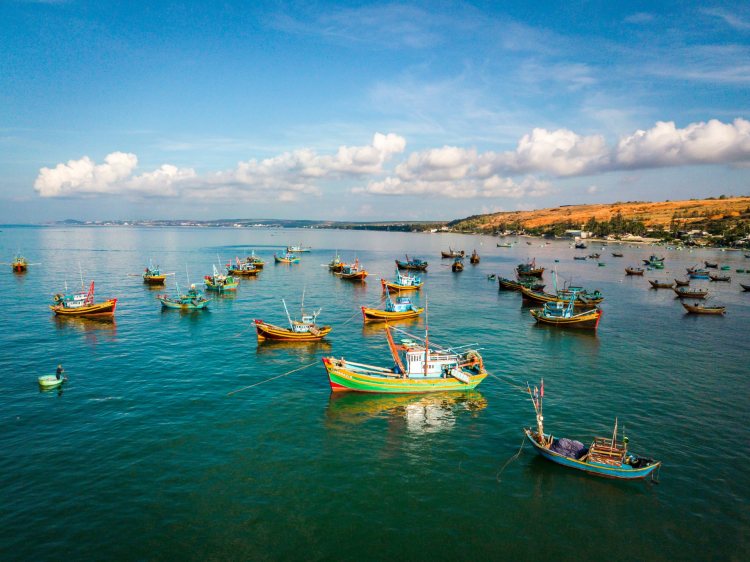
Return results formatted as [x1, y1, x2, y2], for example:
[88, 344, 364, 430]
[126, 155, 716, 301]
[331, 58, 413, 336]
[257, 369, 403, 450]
[674, 278, 690, 287]
[704, 261, 718, 269]
[328, 253, 345, 272]
[51, 281, 117, 317]
[709, 273, 731, 282]
[10, 253, 28, 272]
[673, 287, 709, 299]
[573, 256, 587, 261]
[643, 255, 665, 267]
[322, 326, 487, 393]
[254, 296, 331, 342]
[381, 269, 423, 293]
[497, 242, 513, 248]
[245, 251, 265, 269]
[524, 382, 661, 480]
[516, 258, 544, 278]
[682, 303, 726, 315]
[625, 267, 645, 276]
[688, 269, 710, 279]
[452, 257, 464, 272]
[204, 265, 239, 292]
[498, 277, 544, 292]
[520, 286, 601, 308]
[395, 255, 428, 271]
[286, 244, 311, 253]
[227, 257, 260, 277]
[38, 375, 67, 389]
[441, 248, 465, 259]
[612, 252, 624, 257]
[530, 296, 602, 329]
[361, 293, 424, 322]
[588, 253, 600, 259]
[648, 280, 674, 289]
[274, 252, 300, 264]
[469, 250, 480, 264]
[740, 283, 750, 291]
[574, 241, 587, 249]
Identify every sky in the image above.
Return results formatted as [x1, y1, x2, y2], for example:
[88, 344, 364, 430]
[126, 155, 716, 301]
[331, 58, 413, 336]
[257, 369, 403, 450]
[1, 0, 749, 223]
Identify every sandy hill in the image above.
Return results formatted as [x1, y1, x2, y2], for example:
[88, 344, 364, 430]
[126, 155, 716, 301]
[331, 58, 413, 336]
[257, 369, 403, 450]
[452, 196, 750, 231]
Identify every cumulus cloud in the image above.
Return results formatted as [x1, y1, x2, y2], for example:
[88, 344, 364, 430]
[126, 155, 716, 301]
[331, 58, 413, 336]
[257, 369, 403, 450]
[356, 174, 551, 199]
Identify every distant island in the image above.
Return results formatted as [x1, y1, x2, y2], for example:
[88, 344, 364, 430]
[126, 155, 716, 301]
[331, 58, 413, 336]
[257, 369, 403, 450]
[50, 195, 750, 247]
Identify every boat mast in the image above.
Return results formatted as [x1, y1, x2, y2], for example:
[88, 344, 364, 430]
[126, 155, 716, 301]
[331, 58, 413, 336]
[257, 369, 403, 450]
[610, 418, 618, 451]
[282, 299, 294, 330]
[423, 300, 429, 377]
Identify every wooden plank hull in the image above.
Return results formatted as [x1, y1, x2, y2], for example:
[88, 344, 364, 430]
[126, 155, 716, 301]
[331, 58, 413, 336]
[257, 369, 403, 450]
[50, 299, 117, 317]
[158, 297, 210, 310]
[254, 320, 331, 341]
[228, 268, 260, 276]
[682, 303, 726, 314]
[520, 286, 597, 308]
[335, 271, 368, 281]
[524, 429, 661, 480]
[143, 275, 166, 285]
[530, 307, 601, 329]
[323, 357, 487, 393]
[361, 306, 424, 322]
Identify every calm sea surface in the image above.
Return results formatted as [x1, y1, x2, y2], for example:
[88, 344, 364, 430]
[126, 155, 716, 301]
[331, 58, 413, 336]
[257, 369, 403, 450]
[1, 226, 748, 560]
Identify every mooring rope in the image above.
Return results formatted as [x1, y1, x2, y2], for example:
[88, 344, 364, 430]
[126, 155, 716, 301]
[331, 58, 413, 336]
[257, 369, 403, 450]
[227, 360, 319, 396]
[496, 436, 526, 482]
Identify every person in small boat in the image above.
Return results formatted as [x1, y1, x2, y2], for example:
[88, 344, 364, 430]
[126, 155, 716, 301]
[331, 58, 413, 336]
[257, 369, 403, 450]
[56, 364, 64, 380]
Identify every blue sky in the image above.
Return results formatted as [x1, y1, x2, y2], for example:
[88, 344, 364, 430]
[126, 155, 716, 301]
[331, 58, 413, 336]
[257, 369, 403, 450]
[1, 1, 749, 223]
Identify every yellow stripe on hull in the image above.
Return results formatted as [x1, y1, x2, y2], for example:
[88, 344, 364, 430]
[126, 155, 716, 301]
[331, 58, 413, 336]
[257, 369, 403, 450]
[361, 306, 424, 322]
[50, 299, 118, 317]
[255, 320, 332, 341]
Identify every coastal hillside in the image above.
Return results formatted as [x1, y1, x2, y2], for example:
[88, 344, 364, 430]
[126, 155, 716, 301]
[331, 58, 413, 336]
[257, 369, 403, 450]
[450, 196, 750, 232]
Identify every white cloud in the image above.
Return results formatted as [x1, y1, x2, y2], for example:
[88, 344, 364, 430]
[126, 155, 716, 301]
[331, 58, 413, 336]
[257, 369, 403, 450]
[35, 152, 139, 197]
[356, 174, 551, 199]
[615, 118, 750, 168]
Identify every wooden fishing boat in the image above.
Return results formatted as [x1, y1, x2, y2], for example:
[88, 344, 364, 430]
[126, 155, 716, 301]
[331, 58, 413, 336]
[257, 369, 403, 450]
[245, 251, 265, 269]
[469, 250, 480, 264]
[204, 265, 239, 292]
[709, 273, 731, 282]
[361, 293, 424, 322]
[625, 267, 644, 275]
[157, 284, 210, 310]
[395, 255, 428, 270]
[11, 254, 28, 272]
[516, 258, 544, 278]
[520, 285, 600, 308]
[274, 252, 300, 264]
[227, 257, 260, 276]
[673, 287, 709, 299]
[740, 283, 750, 291]
[643, 255, 665, 267]
[38, 375, 66, 389]
[335, 258, 368, 281]
[524, 382, 661, 480]
[286, 244, 311, 253]
[612, 252, 623, 257]
[381, 270, 423, 293]
[704, 261, 718, 269]
[254, 298, 331, 341]
[682, 303, 726, 315]
[574, 241, 587, 249]
[497, 242, 513, 248]
[142, 264, 167, 285]
[441, 248, 465, 259]
[451, 257, 464, 272]
[648, 280, 674, 289]
[674, 278, 690, 287]
[498, 277, 544, 291]
[322, 326, 487, 393]
[588, 253, 600, 259]
[487, 274, 496, 280]
[328, 253, 345, 272]
[51, 281, 117, 317]
[573, 256, 587, 260]
[530, 298, 602, 329]
[688, 270, 710, 279]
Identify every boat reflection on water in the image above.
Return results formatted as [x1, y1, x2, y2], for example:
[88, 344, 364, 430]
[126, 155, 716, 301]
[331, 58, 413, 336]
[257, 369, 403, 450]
[361, 316, 422, 337]
[326, 391, 487, 434]
[52, 315, 117, 344]
[255, 338, 332, 359]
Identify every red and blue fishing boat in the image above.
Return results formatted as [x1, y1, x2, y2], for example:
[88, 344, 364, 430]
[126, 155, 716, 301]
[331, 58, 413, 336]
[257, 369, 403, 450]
[51, 281, 117, 317]
[10, 253, 29, 272]
[335, 258, 368, 281]
[227, 257, 260, 277]
[524, 381, 661, 480]
[530, 295, 602, 329]
[254, 296, 331, 341]
[204, 265, 239, 292]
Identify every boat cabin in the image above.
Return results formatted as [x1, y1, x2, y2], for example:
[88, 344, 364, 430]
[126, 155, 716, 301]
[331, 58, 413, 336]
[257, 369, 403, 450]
[587, 437, 627, 467]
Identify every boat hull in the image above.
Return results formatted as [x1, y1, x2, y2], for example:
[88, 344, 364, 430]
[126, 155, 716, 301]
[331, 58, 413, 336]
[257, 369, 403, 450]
[143, 275, 166, 285]
[530, 308, 602, 329]
[38, 375, 65, 388]
[381, 279, 423, 293]
[520, 286, 598, 308]
[254, 320, 331, 341]
[158, 297, 209, 310]
[395, 260, 428, 271]
[50, 299, 117, 317]
[361, 306, 424, 322]
[228, 268, 260, 276]
[335, 271, 368, 281]
[524, 429, 661, 480]
[682, 303, 726, 314]
[323, 357, 487, 393]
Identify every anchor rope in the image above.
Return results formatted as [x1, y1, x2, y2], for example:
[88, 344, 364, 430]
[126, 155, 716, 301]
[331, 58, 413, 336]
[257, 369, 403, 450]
[227, 360, 319, 396]
[496, 436, 526, 482]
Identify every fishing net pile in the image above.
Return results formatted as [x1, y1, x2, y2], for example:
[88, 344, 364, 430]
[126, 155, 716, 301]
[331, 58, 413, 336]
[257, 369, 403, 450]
[550, 438, 588, 459]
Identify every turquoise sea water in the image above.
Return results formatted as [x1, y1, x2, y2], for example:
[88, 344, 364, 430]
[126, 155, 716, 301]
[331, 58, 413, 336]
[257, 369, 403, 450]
[1, 226, 748, 560]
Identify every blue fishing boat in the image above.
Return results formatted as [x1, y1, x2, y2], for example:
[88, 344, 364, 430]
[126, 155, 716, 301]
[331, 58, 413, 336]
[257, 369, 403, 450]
[395, 255, 428, 271]
[381, 269, 423, 293]
[530, 295, 602, 329]
[524, 381, 661, 481]
[361, 293, 424, 322]
[274, 252, 300, 264]
[157, 284, 210, 310]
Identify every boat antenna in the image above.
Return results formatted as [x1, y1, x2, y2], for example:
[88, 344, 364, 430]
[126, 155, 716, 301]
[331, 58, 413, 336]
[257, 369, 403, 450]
[610, 418, 618, 451]
[282, 298, 294, 330]
[185, 264, 190, 286]
[78, 262, 84, 290]
[301, 286, 306, 315]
